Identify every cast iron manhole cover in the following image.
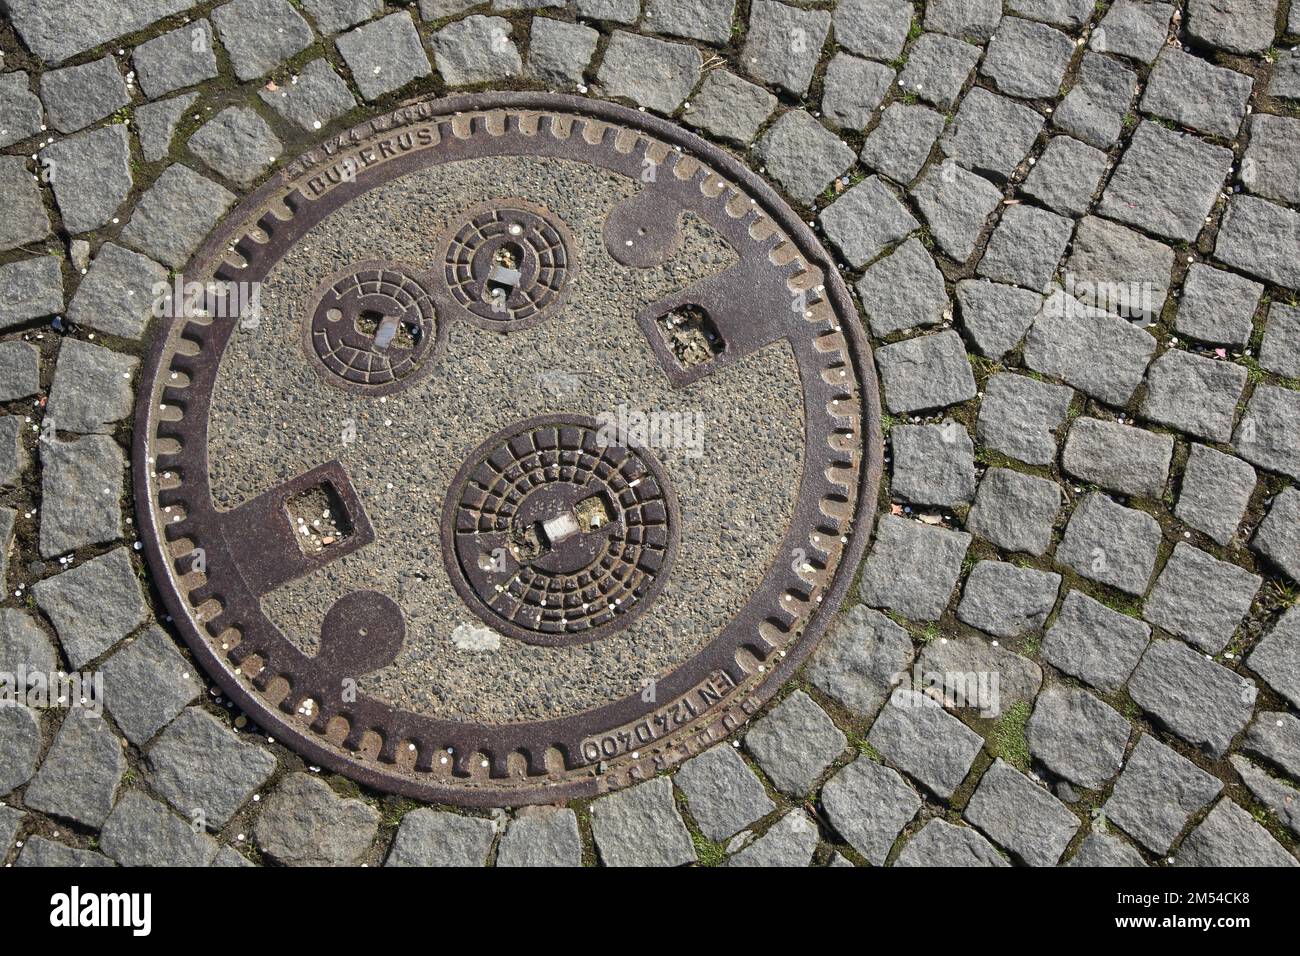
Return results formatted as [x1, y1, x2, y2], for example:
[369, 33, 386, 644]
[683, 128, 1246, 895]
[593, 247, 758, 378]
[134, 92, 882, 806]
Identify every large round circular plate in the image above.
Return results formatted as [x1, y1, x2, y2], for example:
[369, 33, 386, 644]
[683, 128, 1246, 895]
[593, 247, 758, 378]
[133, 92, 883, 806]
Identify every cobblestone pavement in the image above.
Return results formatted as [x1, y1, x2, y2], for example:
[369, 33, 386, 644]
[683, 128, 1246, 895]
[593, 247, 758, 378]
[2, 0, 1300, 868]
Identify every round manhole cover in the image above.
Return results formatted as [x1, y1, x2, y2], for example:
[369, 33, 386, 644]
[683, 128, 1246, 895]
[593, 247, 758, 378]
[133, 92, 882, 806]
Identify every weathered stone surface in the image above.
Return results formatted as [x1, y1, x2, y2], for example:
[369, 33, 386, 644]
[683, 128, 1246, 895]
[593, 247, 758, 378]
[135, 93, 199, 164]
[0, 418, 28, 489]
[1248, 606, 1300, 709]
[821, 54, 894, 131]
[1217, 196, 1300, 291]
[1244, 114, 1300, 207]
[0, 72, 44, 149]
[1128, 639, 1256, 758]
[942, 88, 1045, 181]
[978, 204, 1073, 292]
[41, 125, 132, 235]
[958, 561, 1061, 639]
[102, 626, 201, 745]
[1269, 47, 1300, 98]
[859, 515, 971, 621]
[967, 467, 1061, 556]
[820, 178, 919, 269]
[146, 708, 277, 828]
[1056, 494, 1162, 597]
[806, 605, 913, 719]
[910, 164, 1004, 264]
[924, 0, 1001, 41]
[1022, 136, 1108, 218]
[868, 690, 984, 798]
[890, 422, 975, 507]
[211, 0, 314, 81]
[0, 341, 40, 402]
[597, 31, 701, 115]
[1024, 292, 1157, 406]
[0, 257, 63, 331]
[860, 104, 946, 185]
[525, 18, 598, 88]
[676, 744, 775, 841]
[590, 776, 696, 867]
[1243, 711, 1300, 778]
[23, 715, 124, 827]
[1254, 488, 1300, 583]
[745, 690, 846, 796]
[0, 705, 41, 796]
[743, 1, 831, 96]
[727, 811, 819, 867]
[977, 373, 1074, 466]
[386, 808, 495, 866]
[644, 0, 735, 45]
[917, 634, 1043, 714]
[1064, 832, 1147, 867]
[39, 57, 129, 133]
[1176, 445, 1256, 547]
[1176, 799, 1297, 867]
[1063, 417, 1173, 500]
[431, 15, 522, 86]
[755, 110, 855, 205]
[301, 0, 382, 34]
[965, 758, 1080, 866]
[257, 773, 380, 866]
[1042, 591, 1151, 694]
[1233, 384, 1300, 482]
[0, 609, 57, 677]
[39, 435, 124, 558]
[1092, 1, 1174, 64]
[1027, 685, 1131, 789]
[832, 0, 912, 63]
[683, 70, 776, 144]
[260, 60, 356, 132]
[16, 835, 115, 868]
[120, 165, 236, 270]
[1142, 48, 1253, 139]
[899, 33, 982, 111]
[101, 790, 219, 866]
[133, 21, 219, 98]
[894, 819, 1009, 866]
[0, 157, 49, 252]
[335, 11, 430, 101]
[981, 16, 1075, 100]
[1103, 734, 1221, 854]
[1055, 51, 1137, 149]
[1065, 215, 1173, 322]
[188, 107, 283, 187]
[852, 233, 951, 334]
[573, 0, 638, 23]
[1175, 264, 1263, 348]
[1007, 0, 1092, 27]
[1260, 303, 1300, 379]
[955, 281, 1041, 361]
[822, 757, 921, 865]
[875, 330, 978, 413]
[1232, 755, 1300, 838]
[47, 339, 137, 435]
[496, 808, 582, 867]
[67, 243, 168, 340]
[6, 0, 195, 65]
[1145, 544, 1261, 654]
[1187, 0, 1277, 54]
[32, 548, 146, 668]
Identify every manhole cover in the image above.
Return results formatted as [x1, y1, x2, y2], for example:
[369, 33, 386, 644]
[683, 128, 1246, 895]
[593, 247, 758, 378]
[134, 92, 882, 806]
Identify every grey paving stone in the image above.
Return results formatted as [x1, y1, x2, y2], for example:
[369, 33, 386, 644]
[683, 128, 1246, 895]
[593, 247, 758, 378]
[1174, 264, 1263, 348]
[833, 0, 914, 63]
[806, 605, 913, 719]
[1261, 303, 1300, 379]
[336, 11, 430, 102]
[1024, 292, 1157, 405]
[1006, 0, 1092, 28]
[821, 54, 894, 132]
[385, 808, 495, 866]
[955, 280, 1041, 360]
[1064, 215, 1173, 323]
[1022, 136, 1108, 218]
[301, 0, 382, 34]
[146, 708, 276, 828]
[23, 715, 124, 827]
[0, 341, 40, 401]
[755, 110, 854, 205]
[1216, 195, 1300, 290]
[894, 818, 1009, 866]
[682, 70, 775, 145]
[859, 104, 945, 185]
[910, 163, 1004, 264]
[132, 21, 218, 98]
[1243, 711, 1300, 778]
[0, 706, 41, 796]
[868, 690, 984, 798]
[859, 515, 971, 621]
[1254, 488, 1300, 582]
[67, 243, 168, 339]
[1176, 445, 1256, 546]
[1249, 605, 1300, 708]
[743, 0, 831, 96]
[875, 330, 978, 414]
[0, 608, 57, 677]
[1187, 0, 1277, 54]
[967, 468, 1061, 557]
[978, 204, 1073, 292]
[135, 93, 198, 164]
[923, 0, 1001, 41]
[1176, 799, 1297, 867]
[981, 16, 1075, 100]
[965, 758, 1080, 866]
[820, 177, 918, 269]
[495, 808, 582, 867]
[1145, 543, 1261, 654]
[120, 164, 235, 270]
[1042, 591, 1151, 694]
[597, 31, 701, 115]
[1129, 639, 1256, 758]
[916, 634, 1043, 714]
[257, 772, 380, 866]
[1270, 48, 1300, 98]
[957, 561, 1061, 639]
[0, 418, 28, 489]
[676, 744, 774, 841]
[101, 626, 200, 746]
[0, 506, 12, 587]
[0, 257, 63, 331]
[890, 422, 975, 507]
[432, 15, 522, 86]
[643, 0, 735, 44]
[573, 0, 638, 23]
[259, 60, 356, 131]
[188, 107, 282, 188]
[1100, 122, 1234, 244]
[16, 835, 114, 867]
[0, 157, 49, 252]
[1141, 48, 1253, 139]
[525, 18, 598, 88]
[1062, 417, 1173, 500]
[1027, 685, 1131, 789]
[1064, 832, 1147, 867]
[5, 0, 194, 65]
[898, 33, 983, 111]
[1056, 494, 1162, 597]
[856, 240, 947, 337]
[1232, 755, 1300, 838]
[744, 690, 846, 796]
[41, 125, 132, 235]
[942, 88, 1045, 181]
[0, 72, 45, 149]
[976, 373, 1074, 465]
[101, 790, 219, 867]
[1243, 114, 1300, 207]
[822, 757, 921, 865]
[39, 435, 124, 558]
[46, 339, 137, 435]
[1054, 51, 1136, 149]
[1233, 384, 1300, 482]
[39, 57, 128, 134]
[1103, 733, 1221, 854]
[1091, 1, 1174, 64]
[727, 811, 819, 867]
[31, 548, 146, 668]
[211, 0, 314, 81]
[590, 776, 696, 867]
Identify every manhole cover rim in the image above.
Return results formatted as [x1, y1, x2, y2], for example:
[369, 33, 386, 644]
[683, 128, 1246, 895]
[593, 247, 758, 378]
[132, 90, 884, 807]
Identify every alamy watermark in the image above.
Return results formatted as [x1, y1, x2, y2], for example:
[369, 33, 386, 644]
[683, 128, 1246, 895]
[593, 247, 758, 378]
[595, 403, 705, 458]
[0, 667, 103, 717]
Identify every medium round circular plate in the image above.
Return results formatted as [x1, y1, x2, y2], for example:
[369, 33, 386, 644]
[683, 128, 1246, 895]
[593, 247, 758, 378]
[133, 93, 883, 806]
